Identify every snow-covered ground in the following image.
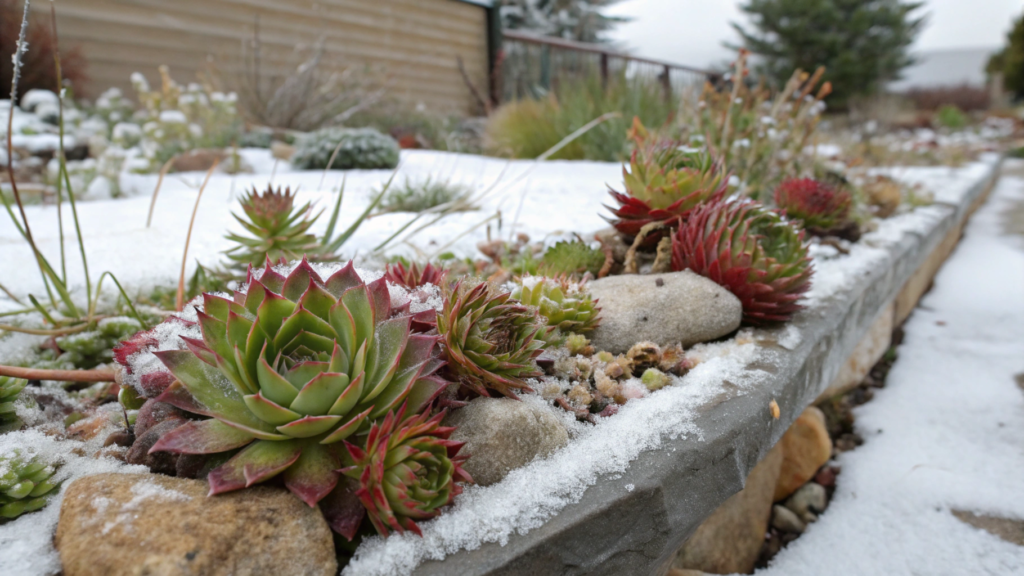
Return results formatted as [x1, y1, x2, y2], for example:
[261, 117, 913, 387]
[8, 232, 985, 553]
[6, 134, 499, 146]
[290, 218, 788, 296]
[756, 164, 1024, 575]
[0, 150, 621, 304]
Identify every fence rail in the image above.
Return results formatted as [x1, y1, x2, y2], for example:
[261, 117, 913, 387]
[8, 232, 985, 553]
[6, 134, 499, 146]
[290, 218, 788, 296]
[497, 30, 717, 104]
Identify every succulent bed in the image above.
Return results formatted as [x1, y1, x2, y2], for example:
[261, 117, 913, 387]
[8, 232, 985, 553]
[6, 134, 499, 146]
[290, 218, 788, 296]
[0, 70, 1012, 576]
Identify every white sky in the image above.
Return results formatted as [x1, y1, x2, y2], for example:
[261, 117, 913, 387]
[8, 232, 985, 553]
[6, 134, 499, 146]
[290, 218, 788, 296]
[604, 0, 1024, 69]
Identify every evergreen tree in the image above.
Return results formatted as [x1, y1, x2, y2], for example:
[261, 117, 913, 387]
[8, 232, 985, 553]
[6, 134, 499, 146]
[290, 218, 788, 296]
[987, 12, 1024, 101]
[732, 0, 925, 109]
[500, 0, 628, 44]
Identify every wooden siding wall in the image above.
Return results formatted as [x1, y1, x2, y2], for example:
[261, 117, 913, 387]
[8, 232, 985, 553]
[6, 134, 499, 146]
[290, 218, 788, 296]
[36, 0, 489, 115]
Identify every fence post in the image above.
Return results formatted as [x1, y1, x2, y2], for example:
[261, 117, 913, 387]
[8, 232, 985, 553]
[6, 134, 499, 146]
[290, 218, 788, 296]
[540, 44, 551, 91]
[600, 52, 609, 90]
[661, 64, 672, 102]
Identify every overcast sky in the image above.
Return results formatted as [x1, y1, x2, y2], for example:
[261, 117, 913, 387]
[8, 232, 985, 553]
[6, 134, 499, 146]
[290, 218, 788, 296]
[604, 0, 1024, 69]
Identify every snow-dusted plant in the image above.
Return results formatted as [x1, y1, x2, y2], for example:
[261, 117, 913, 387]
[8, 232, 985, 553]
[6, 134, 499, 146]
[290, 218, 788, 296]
[291, 127, 400, 170]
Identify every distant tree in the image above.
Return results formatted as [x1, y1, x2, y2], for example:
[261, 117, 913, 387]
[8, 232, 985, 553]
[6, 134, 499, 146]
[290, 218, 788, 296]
[732, 0, 925, 109]
[986, 11, 1024, 101]
[500, 0, 629, 44]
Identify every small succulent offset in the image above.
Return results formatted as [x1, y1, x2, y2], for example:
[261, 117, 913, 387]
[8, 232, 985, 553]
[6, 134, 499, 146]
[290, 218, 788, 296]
[148, 260, 453, 536]
[384, 261, 449, 290]
[0, 451, 60, 520]
[225, 185, 325, 271]
[773, 178, 855, 237]
[510, 277, 601, 346]
[55, 317, 145, 370]
[437, 281, 547, 399]
[538, 241, 605, 278]
[607, 117, 728, 242]
[672, 200, 813, 324]
[341, 405, 470, 538]
[291, 127, 400, 171]
[0, 376, 28, 433]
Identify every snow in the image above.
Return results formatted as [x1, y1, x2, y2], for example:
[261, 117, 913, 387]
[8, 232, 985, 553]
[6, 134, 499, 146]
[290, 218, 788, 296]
[0, 429, 147, 576]
[755, 164, 1024, 575]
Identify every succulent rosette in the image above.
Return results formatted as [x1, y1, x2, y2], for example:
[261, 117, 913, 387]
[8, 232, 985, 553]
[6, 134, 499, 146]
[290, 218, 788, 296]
[511, 277, 601, 346]
[340, 404, 470, 538]
[671, 200, 813, 324]
[437, 281, 546, 399]
[384, 262, 448, 290]
[0, 451, 60, 520]
[606, 117, 728, 242]
[225, 185, 325, 270]
[1, 376, 28, 433]
[149, 259, 448, 521]
[773, 178, 855, 236]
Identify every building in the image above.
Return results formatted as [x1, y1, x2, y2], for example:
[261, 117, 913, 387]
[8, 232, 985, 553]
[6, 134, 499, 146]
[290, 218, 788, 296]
[37, 0, 498, 115]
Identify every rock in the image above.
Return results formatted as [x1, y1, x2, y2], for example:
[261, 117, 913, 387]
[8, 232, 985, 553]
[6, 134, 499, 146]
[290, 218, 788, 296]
[784, 482, 827, 522]
[673, 441, 784, 574]
[771, 504, 806, 534]
[126, 419, 184, 475]
[667, 570, 708, 576]
[446, 397, 569, 486]
[813, 466, 837, 488]
[774, 406, 832, 501]
[171, 148, 227, 172]
[587, 271, 742, 354]
[56, 473, 336, 576]
[271, 141, 296, 161]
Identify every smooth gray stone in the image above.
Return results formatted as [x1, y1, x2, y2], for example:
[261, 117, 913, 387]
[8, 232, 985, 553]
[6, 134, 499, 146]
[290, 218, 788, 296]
[587, 270, 743, 354]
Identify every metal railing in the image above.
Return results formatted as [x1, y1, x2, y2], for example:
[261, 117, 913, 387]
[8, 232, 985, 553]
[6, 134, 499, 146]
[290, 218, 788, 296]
[496, 30, 717, 104]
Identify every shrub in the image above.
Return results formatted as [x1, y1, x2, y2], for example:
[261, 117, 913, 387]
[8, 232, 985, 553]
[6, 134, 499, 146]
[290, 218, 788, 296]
[485, 73, 679, 162]
[378, 176, 475, 213]
[290, 126, 400, 170]
[934, 105, 968, 130]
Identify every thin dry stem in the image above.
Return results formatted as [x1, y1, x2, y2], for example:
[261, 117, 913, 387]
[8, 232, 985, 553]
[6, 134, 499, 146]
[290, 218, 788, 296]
[0, 364, 115, 383]
[146, 156, 178, 228]
[176, 159, 220, 311]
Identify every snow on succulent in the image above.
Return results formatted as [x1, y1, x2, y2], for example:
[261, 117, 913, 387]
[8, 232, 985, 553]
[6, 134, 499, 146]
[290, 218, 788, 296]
[0, 376, 28, 433]
[340, 404, 470, 538]
[146, 259, 454, 537]
[224, 185, 325, 271]
[510, 276, 601, 346]
[671, 199, 813, 324]
[0, 450, 60, 520]
[773, 177, 854, 236]
[606, 117, 728, 243]
[436, 281, 547, 399]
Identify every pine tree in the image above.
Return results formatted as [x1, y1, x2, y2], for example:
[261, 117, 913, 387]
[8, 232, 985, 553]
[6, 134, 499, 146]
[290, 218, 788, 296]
[732, 0, 925, 109]
[500, 0, 628, 44]
[987, 12, 1024, 101]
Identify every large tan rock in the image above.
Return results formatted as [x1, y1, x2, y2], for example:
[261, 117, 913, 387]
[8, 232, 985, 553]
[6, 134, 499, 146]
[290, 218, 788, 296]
[672, 441, 784, 574]
[56, 473, 337, 576]
[774, 407, 832, 501]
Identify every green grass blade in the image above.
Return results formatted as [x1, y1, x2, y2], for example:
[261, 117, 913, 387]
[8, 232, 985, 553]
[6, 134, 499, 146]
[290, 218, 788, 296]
[322, 175, 346, 244]
[324, 170, 396, 254]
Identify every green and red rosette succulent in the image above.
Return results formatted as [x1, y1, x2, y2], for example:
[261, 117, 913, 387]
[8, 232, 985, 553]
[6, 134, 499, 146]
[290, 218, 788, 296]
[511, 277, 601, 346]
[340, 404, 471, 538]
[606, 117, 728, 243]
[225, 185, 325, 270]
[437, 281, 546, 399]
[773, 178, 857, 238]
[385, 262, 449, 290]
[671, 200, 813, 324]
[147, 259, 464, 537]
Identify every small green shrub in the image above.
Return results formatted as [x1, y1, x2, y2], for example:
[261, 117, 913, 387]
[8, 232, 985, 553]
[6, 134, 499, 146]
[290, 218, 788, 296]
[291, 127, 400, 170]
[935, 105, 968, 130]
[378, 176, 475, 213]
[485, 74, 679, 162]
